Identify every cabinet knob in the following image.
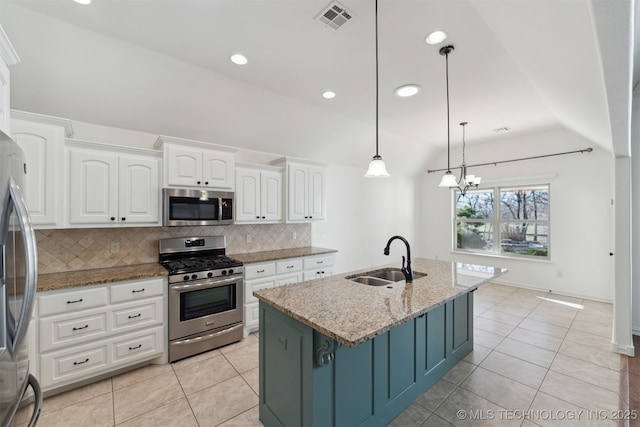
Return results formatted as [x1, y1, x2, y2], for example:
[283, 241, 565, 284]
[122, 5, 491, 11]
[309, 216, 313, 219]
[197, 181, 201, 185]
[121, 217, 126, 221]
[262, 216, 265, 219]
[256, 216, 260, 219]
[110, 217, 115, 221]
[205, 181, 209, 185]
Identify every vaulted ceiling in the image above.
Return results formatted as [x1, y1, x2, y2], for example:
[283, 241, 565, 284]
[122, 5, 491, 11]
[1, 0, 634, 176]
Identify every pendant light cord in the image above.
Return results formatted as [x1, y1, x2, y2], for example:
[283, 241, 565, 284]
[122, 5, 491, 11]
[445, 49, 450, 172]
[375, 0, 379, 158]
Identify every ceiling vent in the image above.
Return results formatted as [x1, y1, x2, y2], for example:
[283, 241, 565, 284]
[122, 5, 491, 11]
[316, 1, 353, 30]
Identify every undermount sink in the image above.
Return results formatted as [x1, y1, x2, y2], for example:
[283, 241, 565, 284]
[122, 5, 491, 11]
[347, 268, 427, 286]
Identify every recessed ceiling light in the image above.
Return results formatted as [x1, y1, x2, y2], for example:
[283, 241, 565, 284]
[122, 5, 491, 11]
[394, 84, 421, 98]
[73, 0, 91, 4]
[230, 54, 248, 65]
[322, 91, 336, 99]
[425, 30, 447, 45]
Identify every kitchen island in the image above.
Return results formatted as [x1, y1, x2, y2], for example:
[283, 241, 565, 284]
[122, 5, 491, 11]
[254, 258, 507, 426]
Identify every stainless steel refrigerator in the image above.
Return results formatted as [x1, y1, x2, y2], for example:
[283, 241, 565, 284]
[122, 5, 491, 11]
[0, 130, 42, 426]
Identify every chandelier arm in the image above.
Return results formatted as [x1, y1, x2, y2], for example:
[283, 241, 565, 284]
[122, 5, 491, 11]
[426, 147, 594, 174]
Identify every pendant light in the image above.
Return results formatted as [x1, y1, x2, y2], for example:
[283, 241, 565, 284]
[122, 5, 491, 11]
[438, 45, 457, 187]
[455, 121, 481, 196]
[364, 0, 390, 178]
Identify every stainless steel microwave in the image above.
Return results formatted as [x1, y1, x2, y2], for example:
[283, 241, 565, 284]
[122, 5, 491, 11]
[163, 188, 234, 226]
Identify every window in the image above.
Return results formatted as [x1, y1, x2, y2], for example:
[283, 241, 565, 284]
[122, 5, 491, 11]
[454, 185, 549, 259]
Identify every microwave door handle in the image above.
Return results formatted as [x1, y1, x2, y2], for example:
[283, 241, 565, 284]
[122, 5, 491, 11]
[218, 198, 223, 222]
[8, 178, 37, 354]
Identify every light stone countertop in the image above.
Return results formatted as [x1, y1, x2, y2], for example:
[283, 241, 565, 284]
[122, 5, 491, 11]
[38, 263, 168, 292]
[253, 258, 507, 348]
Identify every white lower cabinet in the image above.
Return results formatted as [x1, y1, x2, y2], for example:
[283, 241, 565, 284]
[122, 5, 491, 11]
[243, 253, 335, 336]
[37, 277, 166, 392]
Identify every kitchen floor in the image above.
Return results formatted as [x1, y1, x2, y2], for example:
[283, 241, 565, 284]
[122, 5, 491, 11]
[18, 283, 618, 427]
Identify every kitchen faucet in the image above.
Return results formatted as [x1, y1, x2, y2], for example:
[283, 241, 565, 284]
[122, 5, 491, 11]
[383, 235, 413, 282]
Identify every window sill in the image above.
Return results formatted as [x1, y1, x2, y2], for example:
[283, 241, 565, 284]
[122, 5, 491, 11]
[451, 250, 552, 264]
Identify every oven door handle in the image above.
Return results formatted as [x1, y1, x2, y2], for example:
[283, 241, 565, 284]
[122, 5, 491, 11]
[170, 275, 241, 291]
[172, 323, 243, 346]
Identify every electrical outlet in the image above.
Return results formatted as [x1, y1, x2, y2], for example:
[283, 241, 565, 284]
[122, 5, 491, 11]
[111, 242, 120, 253]
[292, 232, 297, 240]
[246, 234, 252, 243]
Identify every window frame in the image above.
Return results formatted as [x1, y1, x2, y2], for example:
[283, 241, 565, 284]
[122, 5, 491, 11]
[452, 184, 550, 260]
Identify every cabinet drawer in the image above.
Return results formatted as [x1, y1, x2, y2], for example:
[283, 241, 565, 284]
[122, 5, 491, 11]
[39, 287, 108, 317]
[276, 273, 302, 286]
[303, 254, 335, 270]
[111, 326, 163, 364]
[244, 302, 259, 330]
[276, 258, 303, 274]
[244, 262, 276, 280]
[40, 344, 108, 388]
[245, 279, 276, 304]
[110, 278, 164, 304]
[111, 297, 163, 333]
[39, 309, 108, 352]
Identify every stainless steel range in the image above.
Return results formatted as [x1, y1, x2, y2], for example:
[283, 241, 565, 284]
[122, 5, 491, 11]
[159, 236, 243, 362]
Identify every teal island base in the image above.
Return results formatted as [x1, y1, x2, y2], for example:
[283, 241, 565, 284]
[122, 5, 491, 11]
[258, 291, 474, 426]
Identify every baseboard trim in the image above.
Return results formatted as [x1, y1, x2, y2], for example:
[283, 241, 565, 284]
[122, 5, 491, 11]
[611, 341, 635, 356]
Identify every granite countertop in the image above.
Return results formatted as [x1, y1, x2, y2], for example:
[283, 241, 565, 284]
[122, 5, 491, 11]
[38, 263, 168, 292]
[229, 247, 337, 264]
[254, 258, 507, 348]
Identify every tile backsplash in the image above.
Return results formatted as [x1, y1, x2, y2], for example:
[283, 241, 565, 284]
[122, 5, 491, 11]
[36, 223, 311, 274]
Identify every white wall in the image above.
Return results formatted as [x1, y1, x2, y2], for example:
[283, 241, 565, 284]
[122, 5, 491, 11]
[631, 88, 640, 333]
[416, 126, 615, 302]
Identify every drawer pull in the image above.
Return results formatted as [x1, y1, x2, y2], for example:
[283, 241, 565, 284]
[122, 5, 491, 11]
[286, 265, 294, 269]
[317, 261, 324, 264]
[66, 298, 84, 304]
[128, 313, 142, 319]
[257, 269, 265, 273]
[72, 325, 89, 331]
[131, 288, 145, 293]
[128, 344, 142, 351]
[73, 358, 89, 366]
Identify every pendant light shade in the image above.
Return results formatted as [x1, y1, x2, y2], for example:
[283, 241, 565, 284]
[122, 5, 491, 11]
[363, 0, 390, 178]
[438, 171, 457, 187]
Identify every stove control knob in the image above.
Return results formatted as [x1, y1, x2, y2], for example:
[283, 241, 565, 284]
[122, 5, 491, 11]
[228, 269, 234, 275]
[191, 274, 198, 280]
[207, 272, 213, 278]
[183, 275, 189, 281]
[221, 270, 227, 275]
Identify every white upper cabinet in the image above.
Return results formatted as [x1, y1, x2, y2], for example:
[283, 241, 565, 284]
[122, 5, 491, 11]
[0, 26, 19, 136]
[274, 158, 327, 222]
[235, 163, 283, 223]
[11, 111, 73, 227]
[68, 140, 160, 226]
[154, 136, 236, 190]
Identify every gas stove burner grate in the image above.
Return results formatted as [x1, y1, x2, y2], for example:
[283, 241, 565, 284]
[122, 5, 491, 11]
[161, 255, 243, 275]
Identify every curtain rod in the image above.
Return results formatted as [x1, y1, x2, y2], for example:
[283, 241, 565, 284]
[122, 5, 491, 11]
[426, 147, 593, 174]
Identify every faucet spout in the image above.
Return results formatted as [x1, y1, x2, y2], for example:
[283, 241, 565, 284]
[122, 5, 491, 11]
[383, 235, 413, 282]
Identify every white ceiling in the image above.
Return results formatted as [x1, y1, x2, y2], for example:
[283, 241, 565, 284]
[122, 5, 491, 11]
[0, 0, 634, 176]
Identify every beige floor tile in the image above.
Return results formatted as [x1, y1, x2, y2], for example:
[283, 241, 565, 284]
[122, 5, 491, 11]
[529, 391, 616, 426]
[415, 378, 457, 411]
[558, 339, 621, 371]
[388, 401, 431, 427]
[42, 378, 112, 414]
[473, 329, 505, 349]
[478, 309, 525, 326]
[540, 370, 619, 413]
[113, 371, 184, 424]
[575, 309, 613, 326]
[188, 375, 258, 426]
[37, 392, 113, 427]
[508, 326, 563, 352]
[218, 405, 263, 427]
[170, 348, 221, 369]
[463, 343, 492, 366]
[116, 397, 198, 427]
[241, 367, 260, 395]
[518, 318, 568, 338]
[112, 362, 174, 390]
[527, 311, 576, 328]
[491, 302, 537, 317]
[563, 328, 612, 348]
[474, 317, 516, 337]
[223, 341, 259, 373]
[434, 387, 520, 426]
[567, 319, 612, 339]
[420, 413, 455, 426]
[479, 351, 548, 389]
[442, 360, 476, 385]
[218, 333, 259, 355]
[174, 353, 239, 395]
[550, 353, 619, 392]
[460, 367, 537, 410]
[495, 337, 557, 368]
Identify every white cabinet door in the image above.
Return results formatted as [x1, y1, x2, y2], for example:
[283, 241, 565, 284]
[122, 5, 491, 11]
[69, 149, 118, 224]
[261, 169, 282, 221]
[166, 145, 202, 187]
[118, 155, 160, 224]
[11, 121, 64, 225]
[307, 166, 326, 220]
[236, 168, 261, 222]
[202, 150, 234, 189]
[288, 164, 308, 221]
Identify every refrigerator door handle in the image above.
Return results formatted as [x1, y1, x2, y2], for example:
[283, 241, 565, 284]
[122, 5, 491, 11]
[7, 177, 37, 353]
[24, 374, 42, 427]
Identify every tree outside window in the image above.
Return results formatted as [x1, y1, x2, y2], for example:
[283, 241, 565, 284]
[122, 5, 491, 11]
[454, 185, 549, 259]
